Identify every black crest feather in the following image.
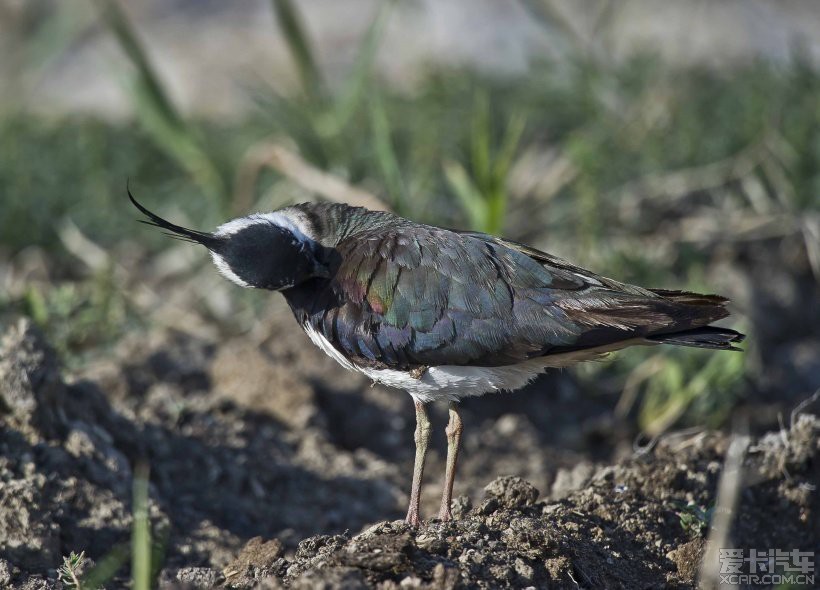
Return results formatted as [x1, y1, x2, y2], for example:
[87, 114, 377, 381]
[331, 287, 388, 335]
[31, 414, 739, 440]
[128, 186, 223, 250]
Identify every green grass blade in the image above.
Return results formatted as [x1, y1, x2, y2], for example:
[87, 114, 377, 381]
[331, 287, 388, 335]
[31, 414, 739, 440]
[271, 0, 323, 100]
[319, 0, 392, 137]
[369, 91, 406, 211]
[150, 524, 170, 586]
[485, 111, 526, 234]
[24, 287, 49, 326]
[81, 545, 129, 590]
[470, 91, 492, 191]
[131, 463, 151, 590]
[94, 0, 227, 202]
[444, 160, 486, 230]
[94, 0, 184, 132]
[493, 111, 527, 181]
[484, 187, 506, 235]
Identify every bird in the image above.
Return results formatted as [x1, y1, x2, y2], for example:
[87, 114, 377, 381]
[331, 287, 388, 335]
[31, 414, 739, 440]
[129, 190, 745, 527]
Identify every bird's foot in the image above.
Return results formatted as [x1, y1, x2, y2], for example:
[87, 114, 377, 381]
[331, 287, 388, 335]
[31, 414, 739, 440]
[405, 508, 421, 528]
[437, 504, 453, 522]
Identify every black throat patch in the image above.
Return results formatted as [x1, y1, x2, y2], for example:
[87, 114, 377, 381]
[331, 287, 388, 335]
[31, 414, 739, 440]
[219, 223, 318, 290]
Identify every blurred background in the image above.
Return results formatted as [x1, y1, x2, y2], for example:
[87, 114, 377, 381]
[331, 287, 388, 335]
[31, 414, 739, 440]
[0, 0, 818, 569]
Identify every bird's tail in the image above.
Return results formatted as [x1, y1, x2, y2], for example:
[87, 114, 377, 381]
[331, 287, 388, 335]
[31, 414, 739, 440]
[646, 289, 745, 351]
[647, 326, 745, 351]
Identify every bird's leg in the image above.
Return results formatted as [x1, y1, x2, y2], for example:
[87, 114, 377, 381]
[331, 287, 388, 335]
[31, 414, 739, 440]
[405, 400, 431, 527]
[438, 401, 463, 521]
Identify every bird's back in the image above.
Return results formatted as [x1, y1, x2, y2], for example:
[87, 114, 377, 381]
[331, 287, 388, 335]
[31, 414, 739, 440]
[282, 203, 743, 374]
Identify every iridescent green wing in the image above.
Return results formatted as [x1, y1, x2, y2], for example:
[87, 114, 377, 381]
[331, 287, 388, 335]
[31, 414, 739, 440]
[315, 225, 590, 369]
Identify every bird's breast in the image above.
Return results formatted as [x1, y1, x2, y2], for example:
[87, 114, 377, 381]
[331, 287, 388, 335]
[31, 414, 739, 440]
[299, 318, 550, 403]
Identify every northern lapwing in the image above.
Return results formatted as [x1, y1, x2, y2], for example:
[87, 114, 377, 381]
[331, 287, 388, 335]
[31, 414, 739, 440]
[130, 192, 745, 526]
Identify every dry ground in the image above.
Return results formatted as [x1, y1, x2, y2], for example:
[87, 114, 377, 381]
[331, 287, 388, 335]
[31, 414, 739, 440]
[0, 317, 816, 589]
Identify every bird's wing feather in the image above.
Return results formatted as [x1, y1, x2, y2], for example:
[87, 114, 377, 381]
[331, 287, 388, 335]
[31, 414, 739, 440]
[297, 225, 728, 370]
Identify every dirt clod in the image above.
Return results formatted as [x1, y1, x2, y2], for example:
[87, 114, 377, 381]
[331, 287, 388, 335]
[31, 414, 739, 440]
[666, 538, 705, 581]
[482, 476, 539, 510]
[222, 537, 285, 587]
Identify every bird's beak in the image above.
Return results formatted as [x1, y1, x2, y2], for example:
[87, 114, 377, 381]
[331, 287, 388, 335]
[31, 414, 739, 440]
[128, 187, 224, 251]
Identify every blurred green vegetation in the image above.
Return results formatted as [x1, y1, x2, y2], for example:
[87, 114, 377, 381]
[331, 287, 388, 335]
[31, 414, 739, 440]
[673, 500, 714, 537]
[20, 266, 130, 368]
[1, 0, 818, 435]
[4, 57, 817, 252]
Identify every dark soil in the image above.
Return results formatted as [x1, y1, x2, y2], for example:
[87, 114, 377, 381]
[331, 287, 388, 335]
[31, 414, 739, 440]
[0, 318, 817, 589]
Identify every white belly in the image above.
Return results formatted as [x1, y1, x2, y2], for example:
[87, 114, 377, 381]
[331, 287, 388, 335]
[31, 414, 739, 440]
[360, 360, 551, 403]
[303, 323, 646, 403]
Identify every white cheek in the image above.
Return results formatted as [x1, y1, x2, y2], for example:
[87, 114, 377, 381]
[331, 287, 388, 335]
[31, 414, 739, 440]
[210, 252, 251, 288]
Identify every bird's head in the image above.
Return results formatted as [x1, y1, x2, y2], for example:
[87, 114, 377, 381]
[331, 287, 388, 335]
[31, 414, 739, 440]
[129, 190, 329, 290]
